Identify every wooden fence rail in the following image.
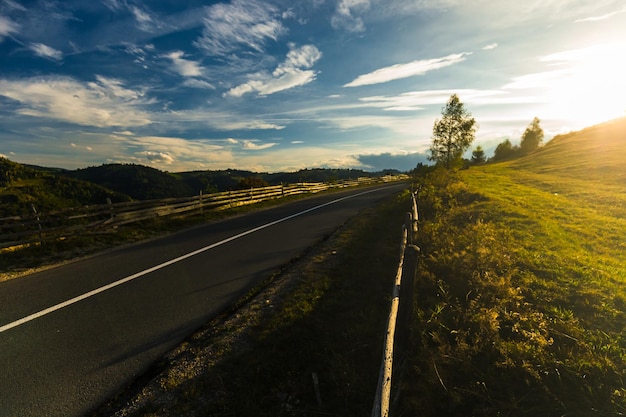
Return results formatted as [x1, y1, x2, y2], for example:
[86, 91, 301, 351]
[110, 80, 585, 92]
[0, 176, 407, 250]
[372, 189, 419, 417]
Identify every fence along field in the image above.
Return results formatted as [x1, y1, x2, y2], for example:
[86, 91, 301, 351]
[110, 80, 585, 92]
[0, 176, 406, 251]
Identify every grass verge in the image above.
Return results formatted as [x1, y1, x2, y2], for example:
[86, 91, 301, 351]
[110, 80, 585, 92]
[400, 166, 626, 416]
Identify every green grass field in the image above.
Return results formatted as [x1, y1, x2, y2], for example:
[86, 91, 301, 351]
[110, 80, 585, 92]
[403, 117, 626, 416]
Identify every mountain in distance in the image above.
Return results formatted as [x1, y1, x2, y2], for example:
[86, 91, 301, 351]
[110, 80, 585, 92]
[65, 165, 402, 201]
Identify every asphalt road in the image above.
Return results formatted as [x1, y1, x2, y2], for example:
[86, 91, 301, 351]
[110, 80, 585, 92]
[0, 183, 405, 417]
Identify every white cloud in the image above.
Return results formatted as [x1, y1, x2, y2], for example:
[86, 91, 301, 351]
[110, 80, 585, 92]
[163, 50, 203, 77]
[331, 0, 371, 33]
[344, 52, 471, 87]
[225, 43, 321, 97]
[225, 138, 278, 150]
[0, 75, 153, 128]
[483, 43, 498, 50]
[0, 15, 19, 41]
[29, 43, 63, 60]
[139, 151, 175, 164]
[117, 135, 234, 170]
[195, 0, 285, 56]
[242, 140, 277, 150]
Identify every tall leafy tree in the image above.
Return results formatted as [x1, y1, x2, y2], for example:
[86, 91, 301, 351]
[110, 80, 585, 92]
[429, 94, 477, 169]
[520, 117, 544, 154]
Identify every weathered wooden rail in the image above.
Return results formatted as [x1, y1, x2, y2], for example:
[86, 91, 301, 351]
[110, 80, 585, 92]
[0, 176, 407, 250]
[372, 188, 420, 417]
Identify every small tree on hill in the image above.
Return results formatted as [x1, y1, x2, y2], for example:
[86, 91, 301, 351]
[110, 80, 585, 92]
[492, 139, 517, 161]
[429, 94, 477, 169]
[520, 117, 544, 154]
[471, 146, 486, 164]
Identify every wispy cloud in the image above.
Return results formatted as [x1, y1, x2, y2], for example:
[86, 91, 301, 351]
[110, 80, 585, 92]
[163, 51, 203, 77]
[344, 52, 471, 87]
[29, 43, 63, 60]
[0, 15, 19, 41]
[131, 5, 163, 32]
[331, 0, 370, 33]
[182, 79, 215, 89]
[0, 75, 153, 128]
[225, 43, 321, 97]
[195, 0, 285, 56]
[162, 109, 285, 131]
[575, 6, 626, 22]
[483, 43, 498, 50]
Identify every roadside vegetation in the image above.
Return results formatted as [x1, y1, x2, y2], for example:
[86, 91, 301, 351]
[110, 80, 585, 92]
[402, 117, 626, 416]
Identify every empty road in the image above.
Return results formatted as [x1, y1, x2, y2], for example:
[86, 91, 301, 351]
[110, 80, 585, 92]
[0, 183, 405, 417]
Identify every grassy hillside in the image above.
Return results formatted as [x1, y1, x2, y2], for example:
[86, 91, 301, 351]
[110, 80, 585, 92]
[404, 117, 626, 416]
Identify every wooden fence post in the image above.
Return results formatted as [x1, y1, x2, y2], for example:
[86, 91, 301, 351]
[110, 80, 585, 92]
[396, 244, 419, 352]
[405, 212, 414, 245]
[30, 204, 43, 247]
[106, 198, 114, 220]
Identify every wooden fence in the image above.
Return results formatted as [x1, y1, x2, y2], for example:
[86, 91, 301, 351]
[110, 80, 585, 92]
[0, 176, 407, 251]
[372, 188, 420, 417]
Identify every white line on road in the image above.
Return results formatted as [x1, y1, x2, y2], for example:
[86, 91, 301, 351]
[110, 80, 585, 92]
[0, 187, 391, 333]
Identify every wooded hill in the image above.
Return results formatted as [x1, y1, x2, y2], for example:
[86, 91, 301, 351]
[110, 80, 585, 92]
[0, 158, 400, 217]
[0, 158, 130, 217]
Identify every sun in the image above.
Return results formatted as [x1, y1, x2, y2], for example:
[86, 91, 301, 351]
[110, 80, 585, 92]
[542, 43, 626, 126]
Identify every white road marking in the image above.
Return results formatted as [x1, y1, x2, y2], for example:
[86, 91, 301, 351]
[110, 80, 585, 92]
[0, 187, 388, 333]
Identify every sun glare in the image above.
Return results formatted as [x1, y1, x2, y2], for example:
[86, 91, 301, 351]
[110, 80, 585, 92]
[542, 43, 626, 126]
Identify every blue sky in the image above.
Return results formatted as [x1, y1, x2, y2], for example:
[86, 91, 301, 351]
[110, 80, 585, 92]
[1, 0, 625, 172]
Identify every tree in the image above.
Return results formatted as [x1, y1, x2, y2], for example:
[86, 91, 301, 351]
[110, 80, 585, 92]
[520, 117, 544, 154]
[471, 146, 486, 164]
[492, 139, 517, 161]
[237, 176, 269, 189]
[429, 94, 477, 169]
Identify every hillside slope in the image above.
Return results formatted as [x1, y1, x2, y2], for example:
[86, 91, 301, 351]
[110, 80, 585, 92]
[405, 117, 626, 416]
[509, 116, 626, 183]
